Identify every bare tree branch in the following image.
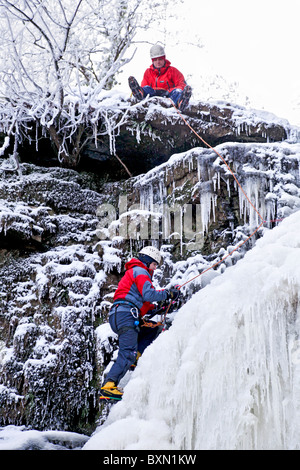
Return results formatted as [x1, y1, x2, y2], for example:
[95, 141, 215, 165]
[0, 0, 181, 168]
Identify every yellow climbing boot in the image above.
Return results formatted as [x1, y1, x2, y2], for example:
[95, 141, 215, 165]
[100, 380, 123, 399]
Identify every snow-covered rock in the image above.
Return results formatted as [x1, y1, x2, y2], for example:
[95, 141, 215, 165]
[0, 163, 125, 433]
[0, 425, 88, 450]
[83, 95, 295, 177]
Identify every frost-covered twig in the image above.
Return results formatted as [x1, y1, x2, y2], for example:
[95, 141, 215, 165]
[0, 0, 181, 167]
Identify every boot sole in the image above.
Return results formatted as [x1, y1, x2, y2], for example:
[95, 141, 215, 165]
[100, 395, 122, 402]
[128, 77, 144, 100]
[178, 86, 192, 111]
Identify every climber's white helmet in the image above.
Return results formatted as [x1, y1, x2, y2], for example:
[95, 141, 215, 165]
[150, 44, 165, 59]
[139, 246, 162, 265]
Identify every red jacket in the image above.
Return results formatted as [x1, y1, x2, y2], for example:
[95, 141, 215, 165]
[113, 258, 167, 316]
[141, 59, 186, 92]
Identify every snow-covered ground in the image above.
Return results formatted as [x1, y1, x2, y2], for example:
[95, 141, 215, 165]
[0, 425, 88, 450]
[84, 210, 300, 450]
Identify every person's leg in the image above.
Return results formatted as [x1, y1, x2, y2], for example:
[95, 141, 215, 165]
[177, 86, 192, 111]
[128, 76, 145, 100]
[129, 324, 160, 371]
[169, 88, 183, 107]
[103, 308, 138, 388]
[142, 86, 156, 97]
[138, 324, 160, 355]
[111, 327, 138, 383]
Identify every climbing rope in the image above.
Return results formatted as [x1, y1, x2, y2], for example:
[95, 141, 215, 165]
[143, 98, 282, 329]
[167, 98, 266, 291]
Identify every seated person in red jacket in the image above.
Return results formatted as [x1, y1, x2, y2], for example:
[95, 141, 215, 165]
[128, 44, 192, 111]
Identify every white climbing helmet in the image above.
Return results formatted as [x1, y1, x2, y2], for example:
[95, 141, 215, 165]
[139, 246, 162, 265]
[150, 44, 165, 59]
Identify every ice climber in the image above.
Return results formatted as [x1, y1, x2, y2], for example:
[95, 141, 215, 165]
[128, 43, 192, 111]
[100, 246, 181, 399]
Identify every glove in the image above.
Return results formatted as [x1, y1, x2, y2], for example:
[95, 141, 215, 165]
[165, 285, 181, 302]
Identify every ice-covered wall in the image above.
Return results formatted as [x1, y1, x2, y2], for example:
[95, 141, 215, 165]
[0, 164, 123, 432]
[84, 210, 300, 450]
[130, 142, 300, 248]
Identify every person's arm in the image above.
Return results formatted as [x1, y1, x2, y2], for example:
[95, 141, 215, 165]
[142, 280, 168, 303]
[169, 67, 186, 91]
[141, 69, 151, 88]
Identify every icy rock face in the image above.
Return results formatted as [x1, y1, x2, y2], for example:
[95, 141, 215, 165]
[83, 97, 292, 177]
[0, 163, 124, 433]
[94, 140, 300, 311]
[131, 141, 300, 246]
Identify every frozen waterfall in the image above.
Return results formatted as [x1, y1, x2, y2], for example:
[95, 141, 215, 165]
[84, 210, 300, 450]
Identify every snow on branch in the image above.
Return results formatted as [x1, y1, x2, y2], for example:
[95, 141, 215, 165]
[0, 0, 179, 167]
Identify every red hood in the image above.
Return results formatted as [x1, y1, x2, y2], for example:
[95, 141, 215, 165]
[125, 258, 153, 277]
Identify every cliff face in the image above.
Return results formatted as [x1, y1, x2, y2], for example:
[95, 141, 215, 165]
[0, 97, 299, 435]
[0, 166, 120, 433]
[81, 96, 291, 177]
[15, 94, 292, 178]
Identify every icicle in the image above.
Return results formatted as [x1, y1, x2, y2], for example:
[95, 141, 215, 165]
[226, 178, 231, 198]
[180, 205, 183, 255]
[212, 174, 217, 192]
[197, 157, 201, 182]
[200, 192, 213, 234]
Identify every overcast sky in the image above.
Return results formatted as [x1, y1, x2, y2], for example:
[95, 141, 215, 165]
[118, 0, 300, 127]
